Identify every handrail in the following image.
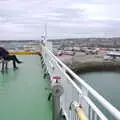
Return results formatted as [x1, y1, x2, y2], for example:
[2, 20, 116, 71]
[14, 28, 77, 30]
[83, 96, 108, 120]
[52, 59, 108, 120]
[71, 101, 88, 120]
[43, 46, 120, 120]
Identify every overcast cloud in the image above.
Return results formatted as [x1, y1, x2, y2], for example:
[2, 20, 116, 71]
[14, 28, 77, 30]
[0, 0, 120, 40]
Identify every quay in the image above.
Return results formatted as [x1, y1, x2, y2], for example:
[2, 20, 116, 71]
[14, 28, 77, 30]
[59, 51, 120, 73]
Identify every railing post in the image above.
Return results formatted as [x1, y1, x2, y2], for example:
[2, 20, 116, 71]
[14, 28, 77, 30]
[52, 83, 64, 120]
[81, 86, 89, 117]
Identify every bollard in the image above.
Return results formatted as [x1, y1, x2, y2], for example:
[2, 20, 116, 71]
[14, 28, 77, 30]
[52, 84, 64, 120]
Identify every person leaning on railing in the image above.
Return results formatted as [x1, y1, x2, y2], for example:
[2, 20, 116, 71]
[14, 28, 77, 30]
[0, 47, 23, 69]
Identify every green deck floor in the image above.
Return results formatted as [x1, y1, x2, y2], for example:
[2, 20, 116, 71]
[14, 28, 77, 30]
[0, 55, 52, 120]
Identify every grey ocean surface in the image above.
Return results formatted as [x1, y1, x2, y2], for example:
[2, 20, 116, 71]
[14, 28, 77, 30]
[80, 71, 120, 113]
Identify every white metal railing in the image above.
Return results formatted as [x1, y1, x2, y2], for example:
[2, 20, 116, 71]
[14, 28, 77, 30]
[41, 44, 120, 120]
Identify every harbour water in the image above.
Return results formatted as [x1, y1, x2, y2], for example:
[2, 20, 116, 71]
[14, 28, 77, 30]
[80, 71, 120, 111]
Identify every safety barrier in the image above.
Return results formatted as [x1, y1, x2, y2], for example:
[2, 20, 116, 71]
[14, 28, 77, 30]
[41, 45, 120, 120]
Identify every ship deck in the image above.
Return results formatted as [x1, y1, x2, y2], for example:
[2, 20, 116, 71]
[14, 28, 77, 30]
[0, 55, 52, 120]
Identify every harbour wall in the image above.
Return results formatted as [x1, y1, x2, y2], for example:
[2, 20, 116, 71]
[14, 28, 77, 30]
[59, 52, 120, 73]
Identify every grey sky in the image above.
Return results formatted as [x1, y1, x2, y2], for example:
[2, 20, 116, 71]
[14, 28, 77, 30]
[0, 0, 120, 40]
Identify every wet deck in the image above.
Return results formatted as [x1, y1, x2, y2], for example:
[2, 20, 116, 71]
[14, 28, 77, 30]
[0, 55, 52, 120]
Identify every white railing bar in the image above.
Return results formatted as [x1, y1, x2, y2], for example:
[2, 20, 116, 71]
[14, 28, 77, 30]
[94, 112, 98, 120]
[90, 106, 93, 120]
[54, 60, 83, 95]
[84, 96, 108, 120]
[44, 46, 120, 120]
[61, 108, 69, 120]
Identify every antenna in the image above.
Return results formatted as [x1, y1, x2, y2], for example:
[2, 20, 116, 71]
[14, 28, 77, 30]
[44, 23, 47, 41]
[40, 23, 47, 45]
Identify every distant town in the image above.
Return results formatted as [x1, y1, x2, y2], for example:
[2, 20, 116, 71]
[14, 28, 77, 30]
[1, 37, 120, 50]
[50, 37, 120, 49]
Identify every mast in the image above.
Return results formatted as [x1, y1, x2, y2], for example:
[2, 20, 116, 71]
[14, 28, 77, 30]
[40, 23, 47, 45]
[44, 23, 47, 41]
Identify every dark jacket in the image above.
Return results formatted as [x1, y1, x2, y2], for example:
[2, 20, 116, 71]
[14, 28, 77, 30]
[0, 47, 9, 57]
